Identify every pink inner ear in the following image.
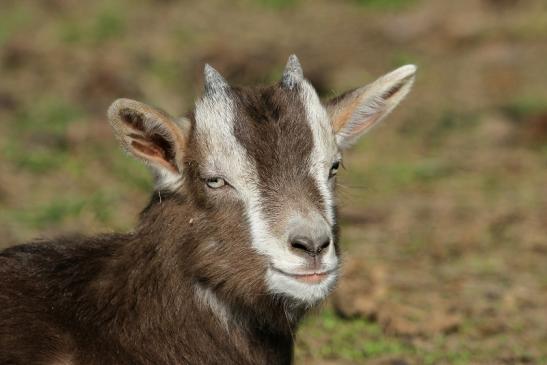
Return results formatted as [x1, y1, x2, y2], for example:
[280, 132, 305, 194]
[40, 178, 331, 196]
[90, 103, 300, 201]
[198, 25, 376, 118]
[118, 108, 179, 172]
[333, 97, 362, 132]
[130, 139, 178, 173]
[131, 140, 166, 160]
[350, 113, 381, 136]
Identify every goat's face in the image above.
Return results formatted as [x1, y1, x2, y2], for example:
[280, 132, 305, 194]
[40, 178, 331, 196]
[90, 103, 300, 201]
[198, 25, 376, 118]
[108, 56, 416, 306]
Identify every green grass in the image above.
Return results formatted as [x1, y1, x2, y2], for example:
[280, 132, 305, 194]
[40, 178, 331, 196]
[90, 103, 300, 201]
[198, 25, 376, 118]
[3, 145, 69, 173]
[424, 111, 480, 147]
[92, 7, 126, 42]
[297, 308, 414, 361]
[420, 348, 472, 365]
[345, 157, 455, 195]
[503, 96, 547, 120]
[14, 98, 82, 135]
[9, 193, 115, 230]
[12, 199, 86, 229]
[254, 0, 298, 9]
[105, 151, 153, 192]
[353, 0, 418, 11]
[382, 159, 454, 184]
[297, 307, 482, 364]
[0, 5, 32, 47]
[3, 99, 83, 173]
[58, 4, 126, 44]
[146, 58, 184, 88]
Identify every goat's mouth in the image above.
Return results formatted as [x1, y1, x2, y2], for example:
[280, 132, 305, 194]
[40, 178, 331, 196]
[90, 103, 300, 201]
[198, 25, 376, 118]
[271, 266, 336, 284]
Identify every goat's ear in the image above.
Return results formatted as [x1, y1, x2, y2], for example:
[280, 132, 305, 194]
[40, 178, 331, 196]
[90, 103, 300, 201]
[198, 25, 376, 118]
[108, 98, 189, 190]
[327, 65, 416, 149]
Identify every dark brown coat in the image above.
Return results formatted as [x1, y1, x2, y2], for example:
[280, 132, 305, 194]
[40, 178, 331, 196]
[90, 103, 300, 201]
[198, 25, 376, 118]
[0, 194, 297, 365]
[0, 57, 416, 365]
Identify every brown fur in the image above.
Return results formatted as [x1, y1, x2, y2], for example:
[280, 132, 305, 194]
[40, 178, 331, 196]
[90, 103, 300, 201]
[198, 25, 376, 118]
[232, 85, 326, 230]
[0, 194, 299, 365]
[0, 83, 330, 365]
[0, 57, 416, 364]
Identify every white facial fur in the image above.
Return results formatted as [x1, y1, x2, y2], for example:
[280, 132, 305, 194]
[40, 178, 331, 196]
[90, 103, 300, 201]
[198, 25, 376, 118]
[265, 79, 340, 304]
[194, 78, 339, 305]
[108, 59, 416, 306]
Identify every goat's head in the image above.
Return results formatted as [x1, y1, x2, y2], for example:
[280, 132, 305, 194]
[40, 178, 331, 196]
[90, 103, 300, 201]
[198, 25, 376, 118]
[107, 56, 416, 307]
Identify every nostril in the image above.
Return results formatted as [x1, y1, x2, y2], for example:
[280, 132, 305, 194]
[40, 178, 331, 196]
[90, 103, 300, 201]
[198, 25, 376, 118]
[289, 236, 331, 256]
[290, 238, 314, 254]
[317, 239, 331, 253]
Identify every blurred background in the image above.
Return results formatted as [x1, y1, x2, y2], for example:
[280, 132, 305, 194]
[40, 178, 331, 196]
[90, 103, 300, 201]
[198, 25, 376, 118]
[1, 0, 546, 363]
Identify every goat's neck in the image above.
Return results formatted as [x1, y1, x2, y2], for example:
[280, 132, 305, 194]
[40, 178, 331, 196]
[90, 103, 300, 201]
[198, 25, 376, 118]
[93, 195, 301, 361]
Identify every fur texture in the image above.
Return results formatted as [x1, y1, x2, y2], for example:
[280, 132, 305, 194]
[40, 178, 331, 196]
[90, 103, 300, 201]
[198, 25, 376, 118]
[0, 56, 416, 365]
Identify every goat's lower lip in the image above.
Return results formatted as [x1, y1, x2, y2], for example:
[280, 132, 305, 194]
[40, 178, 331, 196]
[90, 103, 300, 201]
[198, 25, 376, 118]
[272, 267, 334, 284]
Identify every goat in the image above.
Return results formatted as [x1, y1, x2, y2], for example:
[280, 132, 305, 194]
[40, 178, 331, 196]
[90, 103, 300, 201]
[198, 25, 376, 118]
[0, 55, 416, 365]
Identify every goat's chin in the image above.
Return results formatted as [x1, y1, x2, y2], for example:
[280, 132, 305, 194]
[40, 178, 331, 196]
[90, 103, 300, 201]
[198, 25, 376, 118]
[265, 267, 339, 305]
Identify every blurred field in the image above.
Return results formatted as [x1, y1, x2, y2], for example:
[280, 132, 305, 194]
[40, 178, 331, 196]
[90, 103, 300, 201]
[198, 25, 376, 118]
[1, 0, 547, 364]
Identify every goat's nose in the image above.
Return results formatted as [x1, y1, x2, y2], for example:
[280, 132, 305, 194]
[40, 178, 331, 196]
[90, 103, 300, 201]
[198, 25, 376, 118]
[289, 235, 331, 257]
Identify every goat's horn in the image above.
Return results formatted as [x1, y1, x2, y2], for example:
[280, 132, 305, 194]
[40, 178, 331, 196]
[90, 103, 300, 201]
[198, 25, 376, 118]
[204, 64, 229, 93]
[281, 54, 303, 90]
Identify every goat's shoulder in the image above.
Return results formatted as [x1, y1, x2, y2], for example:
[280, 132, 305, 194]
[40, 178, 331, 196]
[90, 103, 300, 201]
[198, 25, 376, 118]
[1, 234, 126, 276]
[0, 233, 131, 311]
[0, 234, 130, 365]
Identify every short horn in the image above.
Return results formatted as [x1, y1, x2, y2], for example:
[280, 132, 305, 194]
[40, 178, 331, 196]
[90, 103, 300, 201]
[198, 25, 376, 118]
[204, 64, 229, 94]
[281, 54, 303, 90]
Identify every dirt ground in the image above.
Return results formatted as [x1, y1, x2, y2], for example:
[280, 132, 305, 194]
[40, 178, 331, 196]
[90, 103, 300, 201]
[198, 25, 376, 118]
[1, 0, 546, 363]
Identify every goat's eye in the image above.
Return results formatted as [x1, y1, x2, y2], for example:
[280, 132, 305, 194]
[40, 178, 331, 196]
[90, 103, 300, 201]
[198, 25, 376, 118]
[205, 177, 226, 189]
[329, 161, 340, 178]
